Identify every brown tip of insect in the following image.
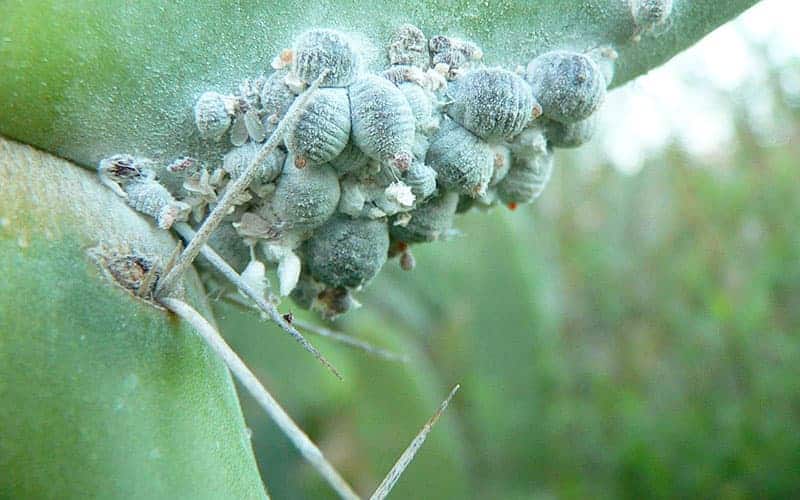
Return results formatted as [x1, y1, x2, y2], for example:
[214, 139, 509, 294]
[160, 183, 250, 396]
[294, 156, 308, 169]
[400, 251, 416, 271]
[507, 202, 518, 211]
[396, 240, 409, 252]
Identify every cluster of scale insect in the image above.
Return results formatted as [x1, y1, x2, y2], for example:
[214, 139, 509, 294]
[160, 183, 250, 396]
[96, 15, 669, 318]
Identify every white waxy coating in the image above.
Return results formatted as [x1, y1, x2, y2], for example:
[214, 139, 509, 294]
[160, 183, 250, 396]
[284, 87, 351, 167]
[349, 74, 415, 168]
[291, 29, 360, 87]
[526, 51, 606, 124]
[445, 67, 536, 142]
[425, 119, 493, 196]
[194, 91, 233, 140]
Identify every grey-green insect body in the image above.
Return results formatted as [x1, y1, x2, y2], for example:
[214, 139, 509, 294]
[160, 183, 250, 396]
[124, 177, 191, 230]
[349, 74, 415, 169]
[399, 82, 438, 134]
[223, 142, 285, 184]
[291, 29, 360, 87]
[260, 70, 298, 133]
[526, 51, 606, 124]
[425, 119, 493, 196]
[546, 115, 597, 149]
[446, 67, 536, 142]
[403, 161, 438, 201]
[497, 148, 554, 205]
[390, 191, 459, 243]
[303, 215, 390, 289]
[328, 139, 370, 177]
[194, 91, 236, 140]
[262, 156, 341, 237]
[284, 87, 351, 168]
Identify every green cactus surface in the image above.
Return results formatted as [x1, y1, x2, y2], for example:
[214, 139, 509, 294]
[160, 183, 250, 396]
[0, 138, 266, 499]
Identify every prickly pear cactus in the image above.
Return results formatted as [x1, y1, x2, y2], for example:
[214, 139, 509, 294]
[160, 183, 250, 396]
[0, 138, 266, 499]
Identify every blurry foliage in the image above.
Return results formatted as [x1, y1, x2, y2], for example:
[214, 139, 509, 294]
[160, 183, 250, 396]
[217, 59, 800, 498]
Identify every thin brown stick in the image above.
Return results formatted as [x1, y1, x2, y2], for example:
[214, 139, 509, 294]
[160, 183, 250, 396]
[294, 318, 409, 364]
[160, 297, 359, 500]
[155, 70, 329, 297]
[370, 384, 461, 500]
[171, 221, 342, 380]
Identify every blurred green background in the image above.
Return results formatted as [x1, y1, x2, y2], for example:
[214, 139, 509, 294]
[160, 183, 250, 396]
[212, 7, 800, 499]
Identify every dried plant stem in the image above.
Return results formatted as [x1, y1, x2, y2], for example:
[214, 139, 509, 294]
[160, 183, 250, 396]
[156, 70, 329, 297]
[221, 290, 406, 363]
[294, 319, 409, 364]
[369, 384, 461, 500]
[172, 221, 342, 380]
[160, 297, 359, 500]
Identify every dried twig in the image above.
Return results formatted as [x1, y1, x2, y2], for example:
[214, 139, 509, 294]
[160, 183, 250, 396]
[155, 70, 329, 297]
[172, 221, 342, 380]
[370, 384, 461, 500]
[294, 318, 409, 364]
[160, 297, 359, 500]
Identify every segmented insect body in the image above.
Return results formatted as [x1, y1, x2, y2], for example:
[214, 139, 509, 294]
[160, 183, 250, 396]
[497, 148, 555, 205]
[194, 91, 235, 140]
[266, 156, 341, 236]
[425, 119, 493, 196]
[303, 215, 390, 289]
[631, 0, 673, 29]
[291, 29, 359, 87]
[328, 139, 370, 177]
[403, 161, 437, 201]
[260, 70, 297, 133]
[284, 87, 351, 168]
[546, 115, 597, 149]
[390, 191, 459, 243]
[526, 51, 606, 124]
[446, 67, 536, 142]
[223, 142, 285, 184]
[399, 82, 437, 133]
[349, 74, 415, 169]
[387, 24, 429, 68]
[124, 178, 191, 230]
